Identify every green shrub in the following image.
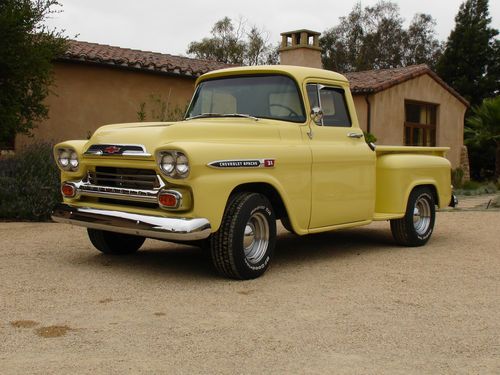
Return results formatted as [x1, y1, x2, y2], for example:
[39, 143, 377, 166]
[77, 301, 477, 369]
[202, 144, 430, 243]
[363, 131, 377, 144]
[451, 168, 464, 188]
[462, 180, 482, 190]
[0, 142, 60, 221]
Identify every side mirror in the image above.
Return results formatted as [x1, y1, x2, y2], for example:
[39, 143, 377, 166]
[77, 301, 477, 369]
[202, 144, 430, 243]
[310, 107, 323, 125]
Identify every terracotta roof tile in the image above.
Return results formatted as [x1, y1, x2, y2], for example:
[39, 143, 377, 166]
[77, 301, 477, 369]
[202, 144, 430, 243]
[59, 40, 233, 78]
[59, 41, 468, 106]
[345, 64, 469, 106]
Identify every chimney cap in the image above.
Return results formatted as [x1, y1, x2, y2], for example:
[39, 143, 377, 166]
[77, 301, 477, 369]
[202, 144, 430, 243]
[280, 29, 321, 53]
[280, 29, 321, 36]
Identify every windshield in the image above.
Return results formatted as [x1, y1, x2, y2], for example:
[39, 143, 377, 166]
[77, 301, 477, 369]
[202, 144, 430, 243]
[186, 75, 306, 123]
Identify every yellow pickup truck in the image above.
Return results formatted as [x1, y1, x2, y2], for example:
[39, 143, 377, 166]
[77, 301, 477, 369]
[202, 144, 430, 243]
[52, 65, 456, 279]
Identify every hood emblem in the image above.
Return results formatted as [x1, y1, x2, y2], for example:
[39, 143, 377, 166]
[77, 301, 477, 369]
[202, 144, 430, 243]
[104, 145, 121, 154]
[84, 144, 151, 157]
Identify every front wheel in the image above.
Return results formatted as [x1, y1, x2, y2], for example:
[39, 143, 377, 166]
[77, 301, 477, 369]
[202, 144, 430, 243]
[87, 229, 145, 255]
[210, 192, 276, 279]
[390, 187, 436, 246]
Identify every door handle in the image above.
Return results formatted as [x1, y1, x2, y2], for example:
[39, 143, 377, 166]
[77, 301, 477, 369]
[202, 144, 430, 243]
[347, 132, 363, 139]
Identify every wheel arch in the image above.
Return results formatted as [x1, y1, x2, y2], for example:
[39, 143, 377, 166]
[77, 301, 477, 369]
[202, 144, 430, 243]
[405, 182, 440, 208]
[230, 182, 289, 221]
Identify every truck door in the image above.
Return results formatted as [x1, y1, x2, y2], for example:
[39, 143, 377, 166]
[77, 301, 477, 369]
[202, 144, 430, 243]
[303, 83, 376, 229]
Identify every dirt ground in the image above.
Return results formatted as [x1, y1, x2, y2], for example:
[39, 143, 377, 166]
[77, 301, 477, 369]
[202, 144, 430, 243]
[0, 211, 499, 374]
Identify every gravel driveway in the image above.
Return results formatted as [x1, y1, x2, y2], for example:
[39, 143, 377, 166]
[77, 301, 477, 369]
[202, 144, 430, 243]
[1, 211, 499, 374]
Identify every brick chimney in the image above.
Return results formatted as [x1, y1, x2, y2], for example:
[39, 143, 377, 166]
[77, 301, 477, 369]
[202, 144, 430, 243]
[279, 29, 322, 69]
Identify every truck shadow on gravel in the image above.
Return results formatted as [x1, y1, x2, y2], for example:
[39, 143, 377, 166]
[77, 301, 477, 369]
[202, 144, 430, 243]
[72, 226, 398, 279]
[274, 226, 397, 263]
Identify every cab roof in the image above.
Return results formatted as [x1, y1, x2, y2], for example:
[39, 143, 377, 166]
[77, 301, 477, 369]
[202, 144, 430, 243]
[196, 65, 348, 86]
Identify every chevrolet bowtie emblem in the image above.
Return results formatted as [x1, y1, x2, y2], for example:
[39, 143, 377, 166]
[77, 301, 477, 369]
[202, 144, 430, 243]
[104, 145, 121, 154]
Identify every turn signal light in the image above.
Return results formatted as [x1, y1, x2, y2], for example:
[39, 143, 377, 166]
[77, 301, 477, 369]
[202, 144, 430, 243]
[61, 183, 76, 198]
[158, 192, 179, 208]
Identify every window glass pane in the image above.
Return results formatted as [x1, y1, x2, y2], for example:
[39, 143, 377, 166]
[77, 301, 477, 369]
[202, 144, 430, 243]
[319, 88, 351, 127]
[306, 84, 319, 109]
[429, 106, 437, 125]
[187, 75, 306, 123]
[405, 103, 421, 123]
[405, 127, 411, 145]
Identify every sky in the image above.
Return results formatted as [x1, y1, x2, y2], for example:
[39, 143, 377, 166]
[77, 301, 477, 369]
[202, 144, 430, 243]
[46, 0, 500, 56]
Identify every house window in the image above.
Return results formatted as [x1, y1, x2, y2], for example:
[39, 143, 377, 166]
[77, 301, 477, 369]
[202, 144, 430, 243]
[404, 101, 437, 146]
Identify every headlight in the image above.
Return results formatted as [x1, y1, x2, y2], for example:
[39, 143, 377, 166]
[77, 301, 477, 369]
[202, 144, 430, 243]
[175, 154, 189, 176]
[161, 153, 175, 174]
[69, 152, 79, 169]
[56, 148, 79, 171]
[59, 150, 70, 168]
[157, 151, 189, 178]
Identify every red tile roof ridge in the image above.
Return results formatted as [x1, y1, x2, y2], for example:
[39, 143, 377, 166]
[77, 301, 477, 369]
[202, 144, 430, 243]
[60, 39, 235, 77]
[345, 64, 468, 106]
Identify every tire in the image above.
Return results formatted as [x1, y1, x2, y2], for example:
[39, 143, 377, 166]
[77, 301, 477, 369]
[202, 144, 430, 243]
[210, 192, 276, 279]
[87, 229, 145, 255]
[390, 187, 436, 247]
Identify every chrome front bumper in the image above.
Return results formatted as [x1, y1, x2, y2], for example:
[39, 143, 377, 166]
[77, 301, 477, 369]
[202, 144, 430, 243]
[51, 203, 211, 241]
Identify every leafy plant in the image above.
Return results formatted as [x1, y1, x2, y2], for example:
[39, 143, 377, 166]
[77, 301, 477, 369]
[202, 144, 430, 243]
[454, 180, 498, 196]
[0, 0, 67, 146]
[363, 131, 377, 144]
[137, 92, 188, 122]
[465, 96, 500, 179]
[451, 168, 464, 188]
[0, 142, 60, 221]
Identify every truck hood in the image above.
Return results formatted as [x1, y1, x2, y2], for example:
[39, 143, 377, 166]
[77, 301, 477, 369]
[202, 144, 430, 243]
[86, 119, 282, 154]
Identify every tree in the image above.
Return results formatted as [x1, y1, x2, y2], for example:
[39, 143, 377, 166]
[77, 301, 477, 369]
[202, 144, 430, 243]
[404, 14, 443, 66]
[187, 17, 277, 66]
[0, 0, 67, 147]
[465, 96, 500, 179]
[320, 1, 443, 72]
[436, 0, 499, 107]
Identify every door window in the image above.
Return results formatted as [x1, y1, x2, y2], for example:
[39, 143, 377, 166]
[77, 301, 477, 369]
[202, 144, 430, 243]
[306, 84, 351, 127]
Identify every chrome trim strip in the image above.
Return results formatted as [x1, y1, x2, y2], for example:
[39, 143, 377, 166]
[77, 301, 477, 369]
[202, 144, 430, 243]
[51, 203, 211, 241]
[69, 176, 165, 203]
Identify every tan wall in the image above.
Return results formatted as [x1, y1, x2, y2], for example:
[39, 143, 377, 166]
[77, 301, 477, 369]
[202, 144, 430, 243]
[16, 62, 196, 148]
[352, 95, 368, 133]
[352, 74, 466, 167]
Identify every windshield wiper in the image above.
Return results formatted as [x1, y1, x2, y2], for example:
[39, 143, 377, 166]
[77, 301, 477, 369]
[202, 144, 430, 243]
[185, 113, 259, 121]
[185, 113, 222, 120]
[222, 113, 259, 121]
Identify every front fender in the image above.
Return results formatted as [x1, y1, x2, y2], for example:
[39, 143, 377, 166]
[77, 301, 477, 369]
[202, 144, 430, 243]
[163, 141, 312, 233]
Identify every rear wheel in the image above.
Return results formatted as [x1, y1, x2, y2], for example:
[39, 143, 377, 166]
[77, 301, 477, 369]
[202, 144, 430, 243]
[210, 192, 276, 279]
[87, 229, 145, 255]
[390, 187, 435, 246]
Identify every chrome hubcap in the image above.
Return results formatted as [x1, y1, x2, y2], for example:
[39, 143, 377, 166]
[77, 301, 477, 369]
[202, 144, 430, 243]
[243, 212, 269, 265]
[413, 196, 431, 235]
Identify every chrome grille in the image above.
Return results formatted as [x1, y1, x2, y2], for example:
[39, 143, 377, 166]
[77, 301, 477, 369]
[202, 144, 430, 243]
[88, 167, 159, 190]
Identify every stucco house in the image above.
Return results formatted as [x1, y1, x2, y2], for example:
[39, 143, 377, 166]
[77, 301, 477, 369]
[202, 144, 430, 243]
[13, 30, 468, 170]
